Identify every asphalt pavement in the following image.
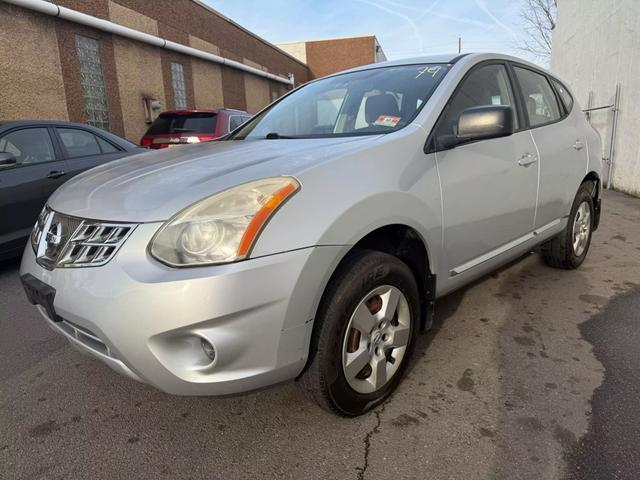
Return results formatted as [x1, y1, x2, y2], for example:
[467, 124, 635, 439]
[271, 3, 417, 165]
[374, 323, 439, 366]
[1, 189, 639, 480]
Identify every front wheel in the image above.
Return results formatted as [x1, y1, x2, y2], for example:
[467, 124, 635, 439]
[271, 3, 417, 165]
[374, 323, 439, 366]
[542, 183, 595, 269]
[299, 250, 419, 416]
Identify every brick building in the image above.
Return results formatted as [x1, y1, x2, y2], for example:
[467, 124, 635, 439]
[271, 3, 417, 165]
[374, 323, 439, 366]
[0, 0, 383, 143]
[277, 36, 386, 80]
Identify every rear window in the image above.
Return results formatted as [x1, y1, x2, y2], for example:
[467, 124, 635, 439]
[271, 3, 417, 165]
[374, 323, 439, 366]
[145, 112, 217, 135]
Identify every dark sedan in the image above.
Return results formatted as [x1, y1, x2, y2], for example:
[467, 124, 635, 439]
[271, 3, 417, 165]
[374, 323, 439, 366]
[0, 120, 144, 260]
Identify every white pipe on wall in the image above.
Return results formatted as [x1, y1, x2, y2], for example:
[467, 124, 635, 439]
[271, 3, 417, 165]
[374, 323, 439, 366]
[2, 0, 295, 85]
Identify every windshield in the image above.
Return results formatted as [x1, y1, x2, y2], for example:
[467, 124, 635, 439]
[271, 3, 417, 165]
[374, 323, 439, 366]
[145, 112, 217, 135]
[231, 64, 450, 140]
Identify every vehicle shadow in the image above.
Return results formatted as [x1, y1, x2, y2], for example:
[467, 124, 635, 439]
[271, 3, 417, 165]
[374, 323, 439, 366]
[0, 256, 21, 272]
[408, 252, 534, 373]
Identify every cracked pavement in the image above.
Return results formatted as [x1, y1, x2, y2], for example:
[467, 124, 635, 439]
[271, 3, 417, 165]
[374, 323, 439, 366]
[1, 189, 639, 479]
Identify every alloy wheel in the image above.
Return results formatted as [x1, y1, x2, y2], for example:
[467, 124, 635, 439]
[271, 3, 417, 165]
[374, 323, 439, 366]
[572, 201, 591, 256]
[341, 285, 411, 394]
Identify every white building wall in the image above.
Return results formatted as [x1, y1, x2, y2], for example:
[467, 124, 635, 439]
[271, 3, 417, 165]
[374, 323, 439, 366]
[276, 42, 307, 64]
[551, 0, 640, 196]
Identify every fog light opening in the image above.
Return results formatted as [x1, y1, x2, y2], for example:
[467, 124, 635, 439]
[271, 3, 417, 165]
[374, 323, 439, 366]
[200, 338, 216, 362]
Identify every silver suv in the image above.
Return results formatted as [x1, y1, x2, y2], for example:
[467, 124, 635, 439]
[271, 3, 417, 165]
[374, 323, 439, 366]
[21, 53, 602, 416]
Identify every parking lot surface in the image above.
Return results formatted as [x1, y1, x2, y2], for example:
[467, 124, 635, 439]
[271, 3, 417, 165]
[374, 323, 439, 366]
[1, 190, 639, 480]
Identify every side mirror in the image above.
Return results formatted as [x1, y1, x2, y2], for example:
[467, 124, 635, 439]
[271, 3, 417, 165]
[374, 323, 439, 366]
[438, 105, 515, 150]
[457, 105, 515, 143]
[0, 152, 17, 169]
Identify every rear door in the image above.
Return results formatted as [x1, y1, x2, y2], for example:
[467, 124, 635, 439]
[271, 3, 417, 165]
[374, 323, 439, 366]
[511, 66, 587, 228]
[0, 126, 67, 252]
[55, 127, 128, 178]
[432, 62, 539, 280]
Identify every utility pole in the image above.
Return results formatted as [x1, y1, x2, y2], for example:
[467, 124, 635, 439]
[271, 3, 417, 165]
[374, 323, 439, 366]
[458, 35, 462, 53]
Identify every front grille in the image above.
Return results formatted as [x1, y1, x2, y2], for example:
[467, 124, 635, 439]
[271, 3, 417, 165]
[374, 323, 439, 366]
[32, 207, 136, 269]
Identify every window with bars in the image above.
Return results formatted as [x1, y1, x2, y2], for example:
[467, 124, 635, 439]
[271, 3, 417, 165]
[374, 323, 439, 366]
[75, 35, 110, 131]
[171, 62, 188, 109]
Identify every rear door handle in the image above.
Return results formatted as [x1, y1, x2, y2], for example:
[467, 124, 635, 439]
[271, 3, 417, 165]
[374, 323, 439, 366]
[47, 170, 66, 179]
[573, 140, 584, 150]
[517, 153, 538, 167]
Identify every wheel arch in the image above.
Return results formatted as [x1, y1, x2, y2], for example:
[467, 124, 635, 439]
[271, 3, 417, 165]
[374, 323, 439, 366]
[297, 222, 435, 380]
[350, 224, 434, 324]
[582, 171, 600, 194]
[581, 171, 601, 230]
[316, 223, 435, 340]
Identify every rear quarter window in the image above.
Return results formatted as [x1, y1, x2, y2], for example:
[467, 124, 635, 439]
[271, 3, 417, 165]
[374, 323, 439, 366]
[229, 115, 249, 131]
[551, 79, 574, 113]
[58, 128, 102, 158]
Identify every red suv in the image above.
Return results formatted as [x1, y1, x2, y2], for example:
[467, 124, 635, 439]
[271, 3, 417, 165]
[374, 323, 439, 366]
[140, 109, 252, 149]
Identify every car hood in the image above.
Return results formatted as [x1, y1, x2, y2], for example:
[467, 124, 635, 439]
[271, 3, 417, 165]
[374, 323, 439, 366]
[49, 136, 380, 222]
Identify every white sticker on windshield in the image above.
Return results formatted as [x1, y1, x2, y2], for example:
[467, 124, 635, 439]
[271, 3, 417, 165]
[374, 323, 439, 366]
[374, 115, 401, 127]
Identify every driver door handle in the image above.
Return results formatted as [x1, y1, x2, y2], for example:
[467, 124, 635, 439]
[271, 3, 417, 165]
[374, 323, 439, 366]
[573, 140, 585, 150]
[47, 170, 66, 179]
[517, 153, 538, 167]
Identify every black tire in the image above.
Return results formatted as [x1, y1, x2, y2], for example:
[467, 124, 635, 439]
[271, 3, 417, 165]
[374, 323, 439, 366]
[299, 249, 420, 416]
[542, 183, 595, 269]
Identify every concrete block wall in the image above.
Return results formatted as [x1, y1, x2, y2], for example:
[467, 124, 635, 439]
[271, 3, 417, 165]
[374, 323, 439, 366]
[551, 0, 640, 196]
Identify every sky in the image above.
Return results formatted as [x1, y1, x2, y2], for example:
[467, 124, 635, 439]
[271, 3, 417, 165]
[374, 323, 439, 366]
[203, 0, 540, 65]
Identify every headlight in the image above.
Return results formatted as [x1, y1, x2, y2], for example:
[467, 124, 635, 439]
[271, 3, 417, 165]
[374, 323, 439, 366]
[149, 177, 300, 267]
[31, 206, 49, 254]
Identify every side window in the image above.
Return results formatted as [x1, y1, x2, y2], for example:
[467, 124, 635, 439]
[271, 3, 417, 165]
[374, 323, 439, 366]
[435, 64, 517, 145]
[58, 128, 102, 158]
[513, 67, 562, 127]
[551, 79, 573, 112]
[0, 128, 56, 166]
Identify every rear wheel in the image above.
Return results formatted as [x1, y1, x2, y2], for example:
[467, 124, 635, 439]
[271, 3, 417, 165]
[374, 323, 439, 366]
[300, 250, 419, 416]
[542, 183, 594, 269]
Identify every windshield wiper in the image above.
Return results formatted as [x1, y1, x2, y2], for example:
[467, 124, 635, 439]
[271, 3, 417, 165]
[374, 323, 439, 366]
[265, 132, 295, 139]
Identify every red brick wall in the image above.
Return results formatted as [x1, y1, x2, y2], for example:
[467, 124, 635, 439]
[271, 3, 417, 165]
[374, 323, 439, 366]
[305, 37, 376, 79]
[55, 0, 110, 19]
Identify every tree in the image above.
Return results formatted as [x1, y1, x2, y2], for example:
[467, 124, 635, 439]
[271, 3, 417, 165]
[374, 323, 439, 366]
[519, 0, 558, 60]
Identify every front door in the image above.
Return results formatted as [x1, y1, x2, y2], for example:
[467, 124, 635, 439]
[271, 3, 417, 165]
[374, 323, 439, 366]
[432, 63, 539, 279]
[0, 127, 67, 254]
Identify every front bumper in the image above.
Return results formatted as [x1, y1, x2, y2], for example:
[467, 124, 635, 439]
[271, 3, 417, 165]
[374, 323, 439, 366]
[20, 223, 347, 396]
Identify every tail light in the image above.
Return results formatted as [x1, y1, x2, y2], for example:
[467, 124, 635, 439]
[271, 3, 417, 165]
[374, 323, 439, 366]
[141, 135, 217, 149]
